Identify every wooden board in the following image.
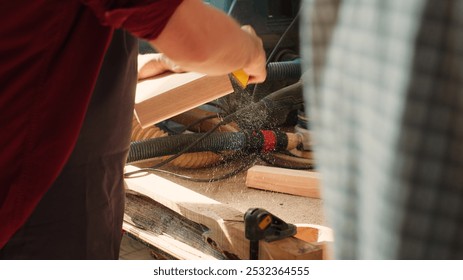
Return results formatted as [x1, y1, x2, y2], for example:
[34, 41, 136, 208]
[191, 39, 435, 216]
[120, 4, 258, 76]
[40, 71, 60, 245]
[124, 165, 323, 260]
[124, 192, 226, 260]
[245, 165, 321, 199]
[123, 219, 220, 260]
[134, 71, 233, 128]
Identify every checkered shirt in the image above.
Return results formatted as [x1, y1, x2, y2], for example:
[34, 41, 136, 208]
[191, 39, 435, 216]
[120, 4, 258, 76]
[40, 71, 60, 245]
[301, 0, 463, 259]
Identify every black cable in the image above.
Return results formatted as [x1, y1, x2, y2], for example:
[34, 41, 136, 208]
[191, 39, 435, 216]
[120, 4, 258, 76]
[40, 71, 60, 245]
[176, 114, 219, 134]
[252, 8, 301, 98]
[205, 101, 227, 113]
[126, 154, 258, 183]
[259, 153, 314, 170]
[266, 10, 301, 65]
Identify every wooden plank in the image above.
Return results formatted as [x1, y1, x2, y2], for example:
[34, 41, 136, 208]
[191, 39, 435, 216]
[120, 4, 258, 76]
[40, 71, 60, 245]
[245, 165, 321, 199]
[134, 71, 233, 128]
[123, 220, 220, 260]
[124, 191, 226, 259]
[124, 165, 323, 260]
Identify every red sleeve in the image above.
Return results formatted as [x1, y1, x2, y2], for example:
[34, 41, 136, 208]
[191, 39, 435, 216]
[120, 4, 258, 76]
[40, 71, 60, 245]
[81, 0, 183, 40]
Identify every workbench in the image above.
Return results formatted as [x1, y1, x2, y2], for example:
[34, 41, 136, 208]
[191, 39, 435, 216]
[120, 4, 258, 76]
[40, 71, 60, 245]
[122, 159, 330, 260]
[125, 49, 328, 259]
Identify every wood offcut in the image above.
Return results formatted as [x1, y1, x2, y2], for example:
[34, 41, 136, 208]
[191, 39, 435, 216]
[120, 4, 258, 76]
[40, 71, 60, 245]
[246, 165, 321, 198]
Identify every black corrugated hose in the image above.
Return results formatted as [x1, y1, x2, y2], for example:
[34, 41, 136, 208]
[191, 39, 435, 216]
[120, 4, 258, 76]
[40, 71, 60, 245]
[266, 60, 301, 81]
[127, 130, 289, 164]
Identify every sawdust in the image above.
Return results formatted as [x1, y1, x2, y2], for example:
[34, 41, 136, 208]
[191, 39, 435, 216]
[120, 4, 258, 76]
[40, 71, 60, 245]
[150, 158, 326, 226]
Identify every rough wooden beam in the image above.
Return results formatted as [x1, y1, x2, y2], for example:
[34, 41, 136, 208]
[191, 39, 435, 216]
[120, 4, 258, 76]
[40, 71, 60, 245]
[123, 221, 219, 260]
[124, 165, 323, 260]
[245, 165, 321, 199]
[124, 191, 226, 259]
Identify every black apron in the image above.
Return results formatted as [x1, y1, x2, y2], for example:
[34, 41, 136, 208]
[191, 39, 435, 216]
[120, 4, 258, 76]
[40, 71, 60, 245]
[0, 29, 138, 259]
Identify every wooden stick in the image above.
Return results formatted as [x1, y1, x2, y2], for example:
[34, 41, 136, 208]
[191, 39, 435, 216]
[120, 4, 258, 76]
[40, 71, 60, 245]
[246, 165, 321, 199]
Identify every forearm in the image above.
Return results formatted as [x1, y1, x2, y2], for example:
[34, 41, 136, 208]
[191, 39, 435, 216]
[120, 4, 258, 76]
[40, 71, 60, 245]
[150, 0, 266, 83]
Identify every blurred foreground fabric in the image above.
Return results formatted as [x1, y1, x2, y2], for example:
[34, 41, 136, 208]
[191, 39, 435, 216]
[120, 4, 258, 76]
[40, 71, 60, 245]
[301, 0, 463, 259]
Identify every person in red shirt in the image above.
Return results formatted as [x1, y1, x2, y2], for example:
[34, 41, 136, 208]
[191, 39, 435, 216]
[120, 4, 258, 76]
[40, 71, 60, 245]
[0, 0, 266, 259]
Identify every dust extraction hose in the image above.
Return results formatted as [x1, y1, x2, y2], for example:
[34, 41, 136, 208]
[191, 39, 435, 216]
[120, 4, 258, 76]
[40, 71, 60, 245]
[266, 60, 301, 81]
[127, 130, 293, 164]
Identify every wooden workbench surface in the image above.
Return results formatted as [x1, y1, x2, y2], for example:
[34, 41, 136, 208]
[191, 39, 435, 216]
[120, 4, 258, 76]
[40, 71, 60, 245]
[131, 158, 325, 225]
[123, 159, 328, 260]
[167, 168, 323, 225]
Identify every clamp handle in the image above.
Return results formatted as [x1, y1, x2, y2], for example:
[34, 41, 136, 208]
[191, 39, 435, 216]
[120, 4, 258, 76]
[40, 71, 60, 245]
[244, 208, 297, 242]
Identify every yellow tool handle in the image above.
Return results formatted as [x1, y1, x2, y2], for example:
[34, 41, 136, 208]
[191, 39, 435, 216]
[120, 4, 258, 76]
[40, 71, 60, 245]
[232, 69, 249, 88]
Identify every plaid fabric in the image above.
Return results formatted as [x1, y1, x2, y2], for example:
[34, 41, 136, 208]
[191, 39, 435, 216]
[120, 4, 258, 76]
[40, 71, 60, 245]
[301, 0, 463, 259]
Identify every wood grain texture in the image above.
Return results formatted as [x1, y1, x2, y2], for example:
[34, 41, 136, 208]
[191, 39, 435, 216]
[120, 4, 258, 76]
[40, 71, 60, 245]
[134, 72, 233, 128]
[124, 191, 226, 259]
[245, 165, 321, 199]
[124, 165, 323, 260]
[123, 221, 219, 260]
